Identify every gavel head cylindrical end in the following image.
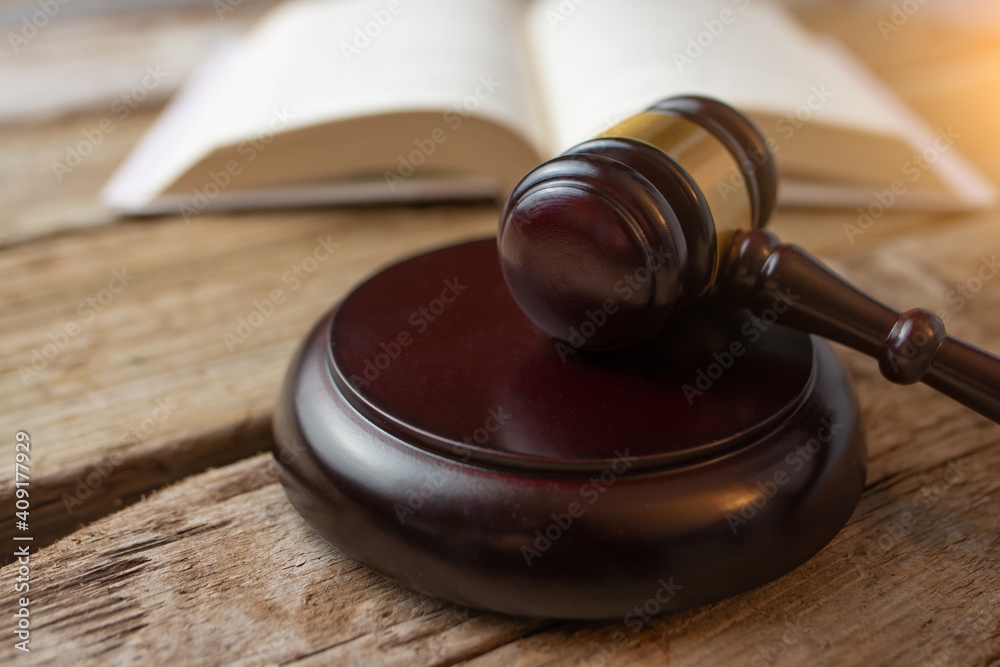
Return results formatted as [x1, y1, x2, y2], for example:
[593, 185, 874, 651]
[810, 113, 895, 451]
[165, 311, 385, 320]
[498, 154, 691, 349]
[497, 95, 778, 350]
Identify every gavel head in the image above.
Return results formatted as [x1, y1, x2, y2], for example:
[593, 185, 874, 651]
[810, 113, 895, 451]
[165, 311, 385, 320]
[497, 95, 778, 349]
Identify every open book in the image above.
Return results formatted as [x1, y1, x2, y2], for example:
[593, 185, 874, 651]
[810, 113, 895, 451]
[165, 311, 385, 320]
[102, 0, 997, 216]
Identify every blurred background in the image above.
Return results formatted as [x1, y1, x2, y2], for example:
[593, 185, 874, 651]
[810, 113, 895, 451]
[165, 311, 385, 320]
[2, 0, 1000, 242]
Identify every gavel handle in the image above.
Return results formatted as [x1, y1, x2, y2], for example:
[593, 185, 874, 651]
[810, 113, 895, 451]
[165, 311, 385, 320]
[721, 229, 1000, 424]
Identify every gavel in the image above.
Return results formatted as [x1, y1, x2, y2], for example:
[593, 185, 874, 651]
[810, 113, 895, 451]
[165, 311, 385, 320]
[498, 96, 1000, 424]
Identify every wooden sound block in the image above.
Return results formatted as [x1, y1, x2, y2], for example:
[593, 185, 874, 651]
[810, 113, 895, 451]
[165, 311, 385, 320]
[272, 238, 867, 619]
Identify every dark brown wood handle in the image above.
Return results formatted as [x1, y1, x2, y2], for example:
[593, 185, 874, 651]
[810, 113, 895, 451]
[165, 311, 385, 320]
[721, 228, 1000, 423]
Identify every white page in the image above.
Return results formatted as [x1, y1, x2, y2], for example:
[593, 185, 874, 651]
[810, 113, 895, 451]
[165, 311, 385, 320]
[210, 0, 545, 145]
[526, 0, 903, 152]
[105, 0, 546, 208]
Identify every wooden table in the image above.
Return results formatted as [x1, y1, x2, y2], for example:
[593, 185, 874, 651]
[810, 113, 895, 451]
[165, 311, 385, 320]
[2, 1, 1000, 664]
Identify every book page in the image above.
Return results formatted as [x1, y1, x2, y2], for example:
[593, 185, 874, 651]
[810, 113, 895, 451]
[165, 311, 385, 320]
[213, 0, 546, 147]
[525, 0, 901, 153]
[108, 0, 546, 207]
[523, 0, 996, 206]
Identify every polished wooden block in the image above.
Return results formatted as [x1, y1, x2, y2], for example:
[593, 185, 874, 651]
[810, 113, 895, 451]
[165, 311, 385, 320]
[273, 238, 867, 618]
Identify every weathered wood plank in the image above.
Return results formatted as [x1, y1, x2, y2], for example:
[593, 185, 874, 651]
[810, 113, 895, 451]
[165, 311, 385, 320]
[0, 454, 554, 665]
[2, 207, 999, 662]
[0, 206, 501, 553]
[0, 110, 159, 243]
[2, 200, 996, 554]
[0, 2, 272, 124]
[2, 415, 997, 665]
[0, 1, 272, 243]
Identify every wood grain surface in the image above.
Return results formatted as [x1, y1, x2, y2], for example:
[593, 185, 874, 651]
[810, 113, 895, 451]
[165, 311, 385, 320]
[2, 1, 1000, 665]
